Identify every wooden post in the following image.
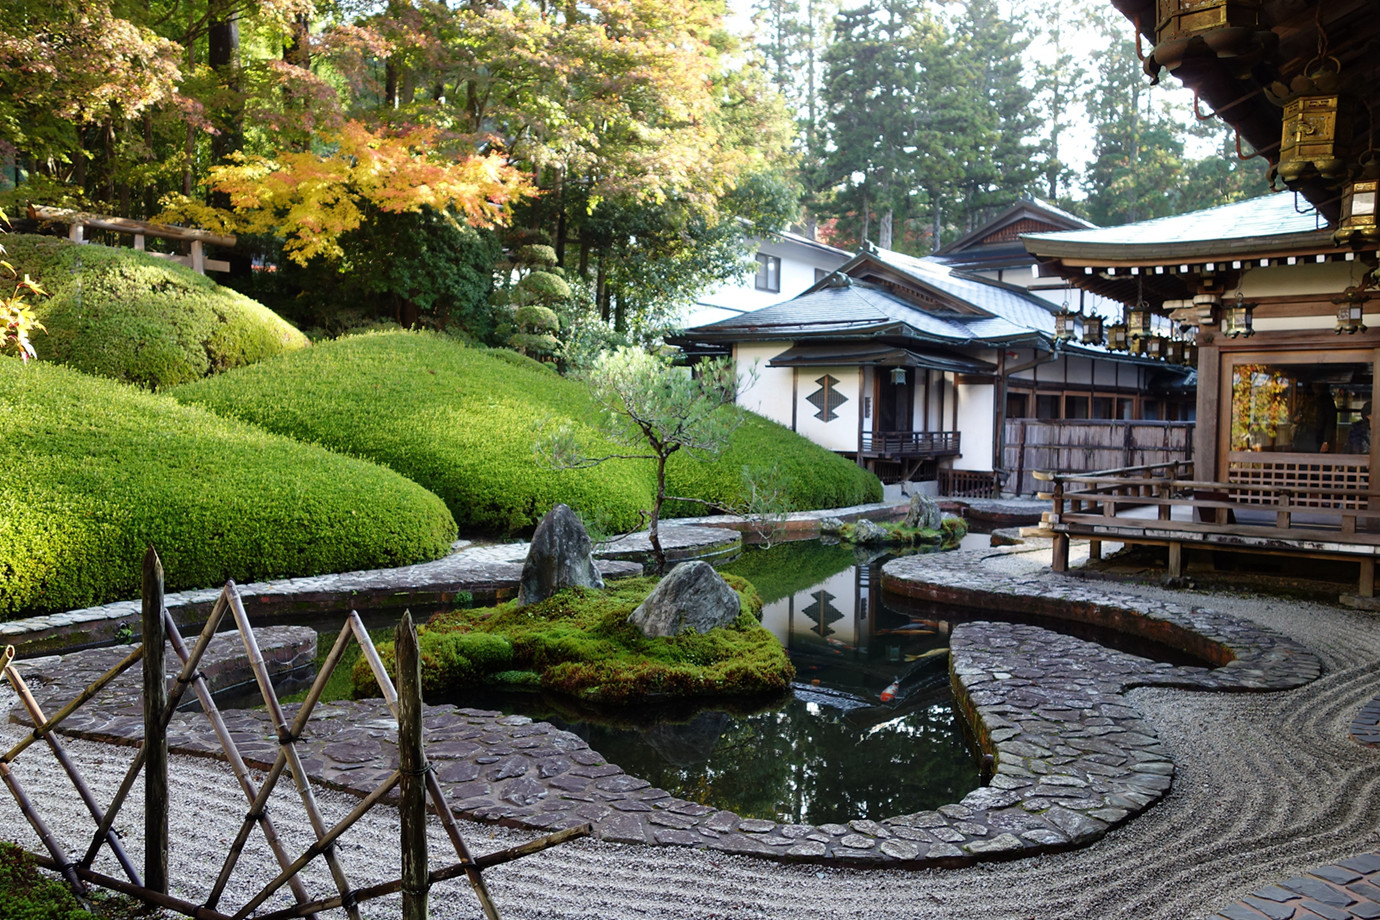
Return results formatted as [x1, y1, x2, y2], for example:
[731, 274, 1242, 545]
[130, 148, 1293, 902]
[141, 546, 168, 895]
[397, 611, 429, 920]
[1052, 533, 1070, 572]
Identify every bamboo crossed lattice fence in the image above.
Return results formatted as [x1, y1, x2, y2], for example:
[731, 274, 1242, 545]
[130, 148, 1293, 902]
[0, 547, 589, 919]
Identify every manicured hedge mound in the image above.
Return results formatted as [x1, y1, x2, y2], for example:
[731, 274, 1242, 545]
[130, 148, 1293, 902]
[172, 331, 884, 536]
[666, 410, 883, 515]
[171, 331, 655, 535]
[353, 575, 793, 704]
[5, 234, 309, 388]
[0, 358, 457, 619]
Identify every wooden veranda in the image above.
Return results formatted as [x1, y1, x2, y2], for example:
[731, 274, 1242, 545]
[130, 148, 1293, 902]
[1039, 461, 1380, 598]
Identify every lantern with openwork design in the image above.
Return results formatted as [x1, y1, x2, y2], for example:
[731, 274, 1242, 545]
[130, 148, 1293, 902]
[1127, 303, 1153, 338]
[1054, 305, 1079, 342]
[1269, 89, 1357, 187]
[1182, 341, 1199, 367]
[1146, 0, 1274, 81]
[1165, 337, 1185, 364]
[1333, 286, 1369, 334]
[1107, 321, 1130, 352]
[1222, 294, 1255, 338]
[1334, 177, 1380, 249]
[1082, 313, 1105, 347]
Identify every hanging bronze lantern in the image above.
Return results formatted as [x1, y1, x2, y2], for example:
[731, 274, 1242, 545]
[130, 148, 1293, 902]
[1222, 292, 1255, 337]
[1145, 0, 1274, 82]
[1165, 337, 1185, 364]
[1127, 303, 1153, 338]
[1270, 59, 1356, 189]
[1107, 321, 1130, 352]
[1333, 285, 1370, 334]
[1182, 341, 1200, 368]
[1054, 304, 1079, 342]
[1334, 175, 1380, 249]
[1145, 335, 1167, 360]
[1082, 313, 1105, 347]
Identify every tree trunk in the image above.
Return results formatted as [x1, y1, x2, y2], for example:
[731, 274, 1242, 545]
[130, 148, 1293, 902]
[649, 455, 667, 574]
[596, 258, 609, 322]
[879, 209, 893, 250]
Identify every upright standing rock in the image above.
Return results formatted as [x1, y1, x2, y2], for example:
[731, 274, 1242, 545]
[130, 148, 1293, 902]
[518, 504, 604, 607]
[628, 561, 740, 638]
[905, 493, 944, 531]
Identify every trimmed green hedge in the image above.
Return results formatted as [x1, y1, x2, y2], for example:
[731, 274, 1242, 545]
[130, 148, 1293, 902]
[0, 358, 457, 619]
[171, 330, 655, 535]
[5, 234, 308, 388]
[171, 331, 882, 536]
[666, 411, 882, 515]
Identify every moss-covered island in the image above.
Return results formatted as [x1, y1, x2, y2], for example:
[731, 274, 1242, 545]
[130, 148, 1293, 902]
[352, 574, 794, 705]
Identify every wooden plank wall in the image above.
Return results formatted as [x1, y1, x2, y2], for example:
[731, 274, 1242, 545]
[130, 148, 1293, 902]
[1004, 420, 1194, 496]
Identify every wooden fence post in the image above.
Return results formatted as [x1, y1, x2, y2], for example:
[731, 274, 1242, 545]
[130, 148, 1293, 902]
[397, 611, 429, 920]
[141, 546, 168, 895]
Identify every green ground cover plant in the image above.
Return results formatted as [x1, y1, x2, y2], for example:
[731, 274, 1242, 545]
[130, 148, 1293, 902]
[0, 841, 151, 920]
[171, 330, 654, 535]
[352, 575, 793, 704]
[3, 235, 308, 389]
[0, 358, 456, 619]
[171, 331, 884, 536]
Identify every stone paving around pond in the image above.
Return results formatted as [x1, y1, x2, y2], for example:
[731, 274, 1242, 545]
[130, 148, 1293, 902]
[9, 534, 1359, 876]
[6, 507, 1380, 912]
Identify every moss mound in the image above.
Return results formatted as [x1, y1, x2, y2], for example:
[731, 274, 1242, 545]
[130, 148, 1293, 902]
[171, 330, 654, 535]
[0, 358, 456, 619]
[353, 574, 793, 704]
[5, 234, 308, 388]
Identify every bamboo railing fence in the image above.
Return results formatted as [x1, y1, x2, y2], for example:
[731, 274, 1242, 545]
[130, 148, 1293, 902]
[1, 546, 590, 919]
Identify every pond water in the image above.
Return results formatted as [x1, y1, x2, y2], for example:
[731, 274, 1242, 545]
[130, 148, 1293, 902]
[236, 535, 1211, 827]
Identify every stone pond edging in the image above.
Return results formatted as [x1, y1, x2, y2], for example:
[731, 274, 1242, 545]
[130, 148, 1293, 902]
[5, 542, 1323, 870]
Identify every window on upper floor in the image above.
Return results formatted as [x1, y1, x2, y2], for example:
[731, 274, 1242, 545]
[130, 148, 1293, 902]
[755, 253, 781, 292]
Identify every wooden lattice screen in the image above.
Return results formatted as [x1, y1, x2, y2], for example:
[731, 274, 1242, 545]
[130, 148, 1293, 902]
[0, 548, 588, 920]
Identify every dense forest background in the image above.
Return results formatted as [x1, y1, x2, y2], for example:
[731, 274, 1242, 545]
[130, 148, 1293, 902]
[0, 0, 1266, 352]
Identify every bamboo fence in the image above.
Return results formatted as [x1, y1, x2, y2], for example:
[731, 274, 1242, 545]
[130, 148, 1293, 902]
[0, 546, 591, 918]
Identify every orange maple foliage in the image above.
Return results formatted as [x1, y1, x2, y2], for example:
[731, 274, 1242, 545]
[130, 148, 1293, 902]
[198, 121, 534, 264]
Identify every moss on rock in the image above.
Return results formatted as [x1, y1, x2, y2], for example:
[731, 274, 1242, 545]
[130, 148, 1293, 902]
[353, 573, 793, 704]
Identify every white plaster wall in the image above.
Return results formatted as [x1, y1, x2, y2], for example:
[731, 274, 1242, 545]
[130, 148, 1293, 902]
[795, 366, 861, 452]
[692, 236, 851, 323]
[954, 382, 995, 470]
[733, 342, 795, 428]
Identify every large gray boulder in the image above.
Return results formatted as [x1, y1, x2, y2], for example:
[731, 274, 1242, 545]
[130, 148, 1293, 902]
[849, 518, 891, 544]
[628, 561, 740, 638]
[518, 504, 604, 607]
[904, 492, 944, 531]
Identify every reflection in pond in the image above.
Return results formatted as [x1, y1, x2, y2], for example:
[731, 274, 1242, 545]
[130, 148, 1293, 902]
[455, 541, 984, 826]
[262, 538, 1212, 827]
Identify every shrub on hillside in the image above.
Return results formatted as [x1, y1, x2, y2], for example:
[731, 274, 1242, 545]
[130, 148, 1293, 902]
[0, 358, 457, 619]
[3, 234, 308, 388]
[665, 411, 883, 516]
[171, 330, 656, 535]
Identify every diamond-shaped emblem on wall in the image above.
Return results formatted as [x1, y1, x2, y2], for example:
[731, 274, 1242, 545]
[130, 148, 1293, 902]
[806, 374, 847, 422]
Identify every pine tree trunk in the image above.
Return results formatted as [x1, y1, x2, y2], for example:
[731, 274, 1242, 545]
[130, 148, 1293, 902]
[879, 209, 893, 250]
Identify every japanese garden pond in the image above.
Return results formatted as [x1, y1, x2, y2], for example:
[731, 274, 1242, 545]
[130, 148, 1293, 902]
[241, 536, 1211, 828]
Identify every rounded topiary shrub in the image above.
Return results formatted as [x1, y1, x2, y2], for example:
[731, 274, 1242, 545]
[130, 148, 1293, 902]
[4, 234, 308, 389]
[0, 357, 457, 619]
[170, 330, 656, 535]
